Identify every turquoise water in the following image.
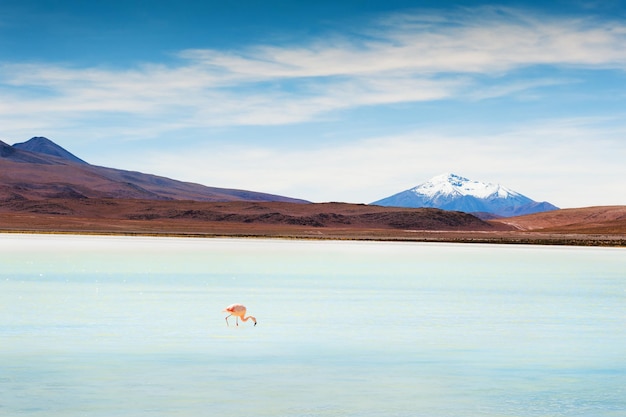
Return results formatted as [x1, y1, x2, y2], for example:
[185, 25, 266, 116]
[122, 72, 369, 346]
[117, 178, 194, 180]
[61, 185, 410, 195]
[1, 234, 625, 416]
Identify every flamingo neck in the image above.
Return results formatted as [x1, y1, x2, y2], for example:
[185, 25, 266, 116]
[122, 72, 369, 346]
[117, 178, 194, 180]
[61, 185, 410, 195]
[242, 315, 257, 325]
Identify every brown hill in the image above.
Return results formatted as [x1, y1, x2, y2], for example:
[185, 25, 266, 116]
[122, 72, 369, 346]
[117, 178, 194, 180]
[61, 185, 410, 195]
[489, 206, 626, 234]
[0, 198, 503, 233]
[1, 199, 625, 246]
[0, 138, 308, 203]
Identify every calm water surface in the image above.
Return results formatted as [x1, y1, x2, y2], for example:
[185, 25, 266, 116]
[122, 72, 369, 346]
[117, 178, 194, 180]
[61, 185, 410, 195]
[1, 234, 625, 416]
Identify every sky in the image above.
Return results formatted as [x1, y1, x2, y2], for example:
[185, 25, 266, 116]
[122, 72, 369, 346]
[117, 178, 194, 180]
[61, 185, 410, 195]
[1, 0, 626, 208]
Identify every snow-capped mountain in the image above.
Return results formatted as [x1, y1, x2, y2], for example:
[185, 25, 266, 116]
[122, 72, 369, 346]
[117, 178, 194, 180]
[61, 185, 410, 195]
[371, 173, 559, 217]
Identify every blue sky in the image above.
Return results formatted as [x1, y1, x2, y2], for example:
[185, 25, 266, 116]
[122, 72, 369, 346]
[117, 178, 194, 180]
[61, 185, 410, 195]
[1, 0, 626, 207]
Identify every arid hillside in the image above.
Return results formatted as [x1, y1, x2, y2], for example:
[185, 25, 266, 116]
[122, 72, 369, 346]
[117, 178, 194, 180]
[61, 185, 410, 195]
[490, 206, 626, 234]
[1, 198, 625, 246]
[0, 139, 308, 203]
[0, 198, 503, 233]
[2, 138, 625, 246]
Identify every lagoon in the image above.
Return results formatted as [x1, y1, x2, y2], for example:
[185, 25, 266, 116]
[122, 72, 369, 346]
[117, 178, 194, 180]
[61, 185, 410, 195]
[1, 234, 625, 416]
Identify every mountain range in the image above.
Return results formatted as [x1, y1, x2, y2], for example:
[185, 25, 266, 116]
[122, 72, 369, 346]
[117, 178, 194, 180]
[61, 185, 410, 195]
[1, 137, 625, 244]
[371, 173, 559, 217]
[2, 138, 558, 217]
[0, 137, 308, 204]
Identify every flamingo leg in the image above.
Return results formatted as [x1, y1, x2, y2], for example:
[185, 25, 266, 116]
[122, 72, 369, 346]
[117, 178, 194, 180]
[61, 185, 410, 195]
[225, 314, 231, 326]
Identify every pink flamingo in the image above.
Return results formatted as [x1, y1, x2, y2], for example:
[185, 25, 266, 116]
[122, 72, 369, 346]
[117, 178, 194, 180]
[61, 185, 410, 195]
[223, 303, 257, 326]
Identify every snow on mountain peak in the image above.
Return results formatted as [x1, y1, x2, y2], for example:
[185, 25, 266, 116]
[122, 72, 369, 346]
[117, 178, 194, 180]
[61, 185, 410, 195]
[413, 173, 520, 200]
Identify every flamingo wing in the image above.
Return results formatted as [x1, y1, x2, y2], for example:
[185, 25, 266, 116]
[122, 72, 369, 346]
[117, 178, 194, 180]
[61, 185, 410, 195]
[223, 303, 246, 314]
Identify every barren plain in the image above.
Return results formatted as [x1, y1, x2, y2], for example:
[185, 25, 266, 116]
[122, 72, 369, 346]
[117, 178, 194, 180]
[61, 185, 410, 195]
[1, 198, 624, 246]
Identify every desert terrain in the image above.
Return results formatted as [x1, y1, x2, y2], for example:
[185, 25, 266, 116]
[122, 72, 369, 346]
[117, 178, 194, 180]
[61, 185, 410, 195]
[1, 198, 624, 246]
[3, 138, 624, 246]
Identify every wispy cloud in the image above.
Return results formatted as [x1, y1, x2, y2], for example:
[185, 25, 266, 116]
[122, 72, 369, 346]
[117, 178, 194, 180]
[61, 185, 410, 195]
[180, 7, 626, 78]
[0, 7, 626, 134]
[1, 6, 626, 138]
[120, 114, 625, 207]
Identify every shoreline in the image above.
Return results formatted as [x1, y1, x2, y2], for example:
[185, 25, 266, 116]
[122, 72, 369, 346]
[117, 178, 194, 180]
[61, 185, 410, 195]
[2, 227, 624, 247]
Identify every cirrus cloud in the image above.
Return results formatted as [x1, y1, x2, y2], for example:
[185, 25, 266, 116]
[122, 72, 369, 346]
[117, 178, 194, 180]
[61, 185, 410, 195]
[1, 6, 626, 141]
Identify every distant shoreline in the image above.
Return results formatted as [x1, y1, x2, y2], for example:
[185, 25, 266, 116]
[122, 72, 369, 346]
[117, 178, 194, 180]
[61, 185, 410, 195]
[2, 228, 624, 247]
